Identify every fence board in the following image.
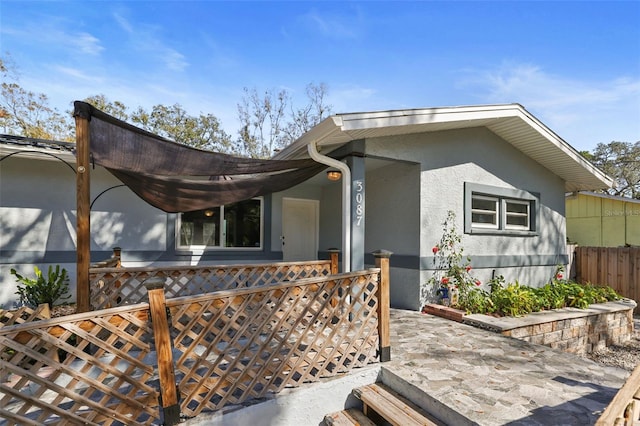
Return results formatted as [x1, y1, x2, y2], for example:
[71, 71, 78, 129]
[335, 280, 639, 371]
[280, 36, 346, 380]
[575, 246, 640, 302]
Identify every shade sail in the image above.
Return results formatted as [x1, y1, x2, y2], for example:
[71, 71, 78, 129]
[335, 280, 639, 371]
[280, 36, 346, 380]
[73, 101, 326, 212]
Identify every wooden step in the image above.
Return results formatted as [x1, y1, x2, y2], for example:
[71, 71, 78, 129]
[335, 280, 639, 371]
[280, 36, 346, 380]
[324, 408, 376, 426]
[353, 383, 441, 426]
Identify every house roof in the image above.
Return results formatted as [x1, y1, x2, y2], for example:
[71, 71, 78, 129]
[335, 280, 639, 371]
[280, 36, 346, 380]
[0, 134, 76, 161]
[274, 104, 614, 192]
[567, 191, 640, 204]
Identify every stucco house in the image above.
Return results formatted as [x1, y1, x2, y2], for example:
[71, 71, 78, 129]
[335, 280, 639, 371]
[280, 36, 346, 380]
[566, 191, 640, 247]
[0, 104, 613, 310]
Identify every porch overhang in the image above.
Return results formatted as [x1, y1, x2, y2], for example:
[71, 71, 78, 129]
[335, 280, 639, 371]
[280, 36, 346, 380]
[274, 104, 614, 192]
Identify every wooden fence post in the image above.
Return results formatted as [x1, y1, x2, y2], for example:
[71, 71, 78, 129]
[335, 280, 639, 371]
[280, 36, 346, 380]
[372, 249, 392, 362]
[328, 249, 340, 275]
[112, 247, 122, 268]
[74, 105, 91, 314]
[145, 278, 180, 425]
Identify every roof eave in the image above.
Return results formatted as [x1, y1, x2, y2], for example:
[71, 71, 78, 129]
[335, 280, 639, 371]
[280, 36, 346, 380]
[274, 104, 614, 192]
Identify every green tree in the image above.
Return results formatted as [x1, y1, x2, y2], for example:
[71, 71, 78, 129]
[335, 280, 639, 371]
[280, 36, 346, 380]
[590, 141, 640, 199]
[82, 94, 129, 121]
[237, 82, 332, 158]
[0, 56, 71, 140]
[130, 103, 233, 152]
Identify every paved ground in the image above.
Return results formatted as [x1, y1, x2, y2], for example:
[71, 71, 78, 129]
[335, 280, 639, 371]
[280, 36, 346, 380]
[383, 309, 631, 425]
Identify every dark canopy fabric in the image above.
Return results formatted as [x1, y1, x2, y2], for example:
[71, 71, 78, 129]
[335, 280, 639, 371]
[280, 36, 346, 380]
[73, 101, 326, 212]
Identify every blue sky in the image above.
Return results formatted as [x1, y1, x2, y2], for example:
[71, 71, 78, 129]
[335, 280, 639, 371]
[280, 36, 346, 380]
[2, 1, 639, 152]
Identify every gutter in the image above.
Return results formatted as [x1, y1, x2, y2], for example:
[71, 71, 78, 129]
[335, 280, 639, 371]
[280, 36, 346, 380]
[307, 141, 351, 273]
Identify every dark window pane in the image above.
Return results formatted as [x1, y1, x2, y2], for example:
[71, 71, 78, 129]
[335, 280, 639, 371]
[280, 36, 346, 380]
[472, 198, 497, 212]
[180, 208, 220, 246]
[224, 199, 262, 247]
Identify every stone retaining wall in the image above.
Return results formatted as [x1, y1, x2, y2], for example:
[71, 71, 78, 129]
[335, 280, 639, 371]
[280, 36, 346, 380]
[425, 300, 637, 356]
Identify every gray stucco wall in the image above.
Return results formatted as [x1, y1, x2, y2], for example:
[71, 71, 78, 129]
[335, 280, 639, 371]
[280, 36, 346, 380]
[366, 127, 567, 310]
[1, 155, 284, 307]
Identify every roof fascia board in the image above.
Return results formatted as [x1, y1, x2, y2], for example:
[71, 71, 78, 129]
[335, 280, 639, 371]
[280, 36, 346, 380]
[513, 107, 614, 188]
[572, 191, 640, 204]
[0, 142, 76, 162]
[337, 104, 520, 131]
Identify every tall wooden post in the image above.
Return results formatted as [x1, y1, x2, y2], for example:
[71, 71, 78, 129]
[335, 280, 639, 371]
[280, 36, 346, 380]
[373, 249, 392, 362]
[74, 107, 91, 313]
[112, 247, 122, 268]
[145, 278, 180, 425]
[328, 248, 340, 275]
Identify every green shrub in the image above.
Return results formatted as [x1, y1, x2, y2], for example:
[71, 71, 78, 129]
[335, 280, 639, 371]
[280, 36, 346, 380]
[456, 272, 622, 317]
[10, 265, 71, 309]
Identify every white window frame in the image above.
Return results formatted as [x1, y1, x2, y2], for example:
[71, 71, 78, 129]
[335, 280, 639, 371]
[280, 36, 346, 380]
[464, 183, 539, 235]
[176, 197, 264, 251]
[470, 195, 499, 229]
[504, 199, 530, 230]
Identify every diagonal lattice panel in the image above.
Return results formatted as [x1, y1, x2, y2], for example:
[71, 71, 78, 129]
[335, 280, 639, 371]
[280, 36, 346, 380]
[167, 270, 381, 418]
[0, 304, 160, 425]
[90, 260, 332, 310]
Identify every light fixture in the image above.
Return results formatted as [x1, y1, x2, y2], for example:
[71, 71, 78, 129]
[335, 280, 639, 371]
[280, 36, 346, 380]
[326, 170, 342, 181]
[204, 209, 214, 217]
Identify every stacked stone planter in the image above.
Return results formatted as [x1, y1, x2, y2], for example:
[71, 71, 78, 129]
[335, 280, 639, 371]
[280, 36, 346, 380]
[424, 299, 637, 356]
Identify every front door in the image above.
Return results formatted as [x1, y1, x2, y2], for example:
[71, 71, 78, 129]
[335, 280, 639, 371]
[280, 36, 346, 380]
[282, 198, 319, 261]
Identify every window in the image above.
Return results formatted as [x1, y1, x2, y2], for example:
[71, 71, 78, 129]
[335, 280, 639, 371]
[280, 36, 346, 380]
[177, 198, 263, 250]
[465, 183, 538, 235]
[504, 200, 530, 230]
[471, 196, 499, 229]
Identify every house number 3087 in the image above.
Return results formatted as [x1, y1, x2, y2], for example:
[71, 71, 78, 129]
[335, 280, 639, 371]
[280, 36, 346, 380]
[355, 180, 364, 226]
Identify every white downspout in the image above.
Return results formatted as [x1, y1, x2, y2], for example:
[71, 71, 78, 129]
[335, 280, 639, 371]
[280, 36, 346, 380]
[307, 141, 351, 273]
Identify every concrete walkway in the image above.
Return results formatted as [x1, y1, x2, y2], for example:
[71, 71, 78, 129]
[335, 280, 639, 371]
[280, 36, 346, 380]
[383, 309, 631, 425]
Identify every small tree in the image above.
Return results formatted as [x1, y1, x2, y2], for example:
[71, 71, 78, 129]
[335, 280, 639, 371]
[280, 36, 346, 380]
[10, 265, 71, 309]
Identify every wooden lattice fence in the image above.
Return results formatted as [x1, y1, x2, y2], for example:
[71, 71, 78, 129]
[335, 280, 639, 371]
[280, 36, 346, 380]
[0, 304, 159, 425]
[0, 254, 391, 425]
[89, 259, 333, 310]
[597, 363, 640, 425]
[166, 269, 381, 418]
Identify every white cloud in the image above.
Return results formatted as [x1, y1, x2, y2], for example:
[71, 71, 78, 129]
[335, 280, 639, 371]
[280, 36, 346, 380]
[460, 63, 640, 150]
[108, 10, 188, 72]
[298, 7, 365, 40]
[1, 23, 103, 56]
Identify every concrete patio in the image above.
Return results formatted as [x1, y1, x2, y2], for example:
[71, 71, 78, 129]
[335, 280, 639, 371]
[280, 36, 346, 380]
[187, 308, 631, 425]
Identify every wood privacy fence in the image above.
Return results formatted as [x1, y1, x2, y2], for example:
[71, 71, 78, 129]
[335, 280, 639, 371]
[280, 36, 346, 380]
[0, 254, 390, 425]
[574, 246, 640, 302]
[89, 258, 333, 310]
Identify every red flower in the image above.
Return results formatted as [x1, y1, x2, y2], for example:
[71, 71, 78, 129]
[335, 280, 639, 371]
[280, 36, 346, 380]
[556, 273, 563, 279]
[432, 246, 439, 254]
[441, 277, 450, 285]
[475, 279, 481, 286]
[466, 265, 472, 272]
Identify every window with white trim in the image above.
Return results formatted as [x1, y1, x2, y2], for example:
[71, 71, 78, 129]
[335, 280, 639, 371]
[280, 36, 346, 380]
[177, 198, 263, 250]
[471, 196, 499, 229]
[465, 183, 538, 235]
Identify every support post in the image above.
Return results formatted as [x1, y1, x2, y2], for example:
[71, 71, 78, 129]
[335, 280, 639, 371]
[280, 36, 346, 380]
[373, 249, 392, 362]
[112, 247, 122, 268]
[145, 278, 180, 425]
[328, 248, 340, 275]
[74, 109, 91, 313]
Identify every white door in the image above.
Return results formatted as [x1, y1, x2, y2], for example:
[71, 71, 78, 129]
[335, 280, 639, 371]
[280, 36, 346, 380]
[282, 198, 319, 261]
